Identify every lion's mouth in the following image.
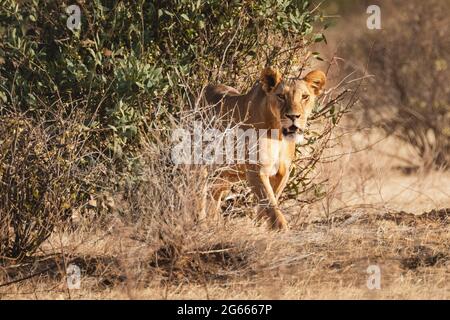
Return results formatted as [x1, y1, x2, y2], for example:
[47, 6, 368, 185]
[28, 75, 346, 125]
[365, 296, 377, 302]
[282, 125, 299, 137]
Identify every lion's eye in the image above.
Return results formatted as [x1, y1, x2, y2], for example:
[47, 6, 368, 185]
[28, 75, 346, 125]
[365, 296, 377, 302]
[302, 94, 310, 100]
[276, 94, 286, 101]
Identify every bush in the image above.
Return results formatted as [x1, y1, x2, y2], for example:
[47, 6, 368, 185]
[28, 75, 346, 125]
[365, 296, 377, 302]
[0, 0, 345, 259]
[0, 107, 104, 260]
[0, 0, 326, 161]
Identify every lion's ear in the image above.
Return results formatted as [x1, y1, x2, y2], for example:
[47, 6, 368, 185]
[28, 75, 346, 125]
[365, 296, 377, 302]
[260, 67, 282, 93]
[304, 70, 326, 95]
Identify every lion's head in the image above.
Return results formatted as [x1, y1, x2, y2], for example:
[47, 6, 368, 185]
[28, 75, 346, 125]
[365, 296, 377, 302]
[260, 67, 327, 144]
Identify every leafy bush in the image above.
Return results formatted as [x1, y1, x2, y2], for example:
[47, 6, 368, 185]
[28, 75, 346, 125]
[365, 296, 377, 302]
[0, 0, 337, 259]
[0, 0, 326, 159]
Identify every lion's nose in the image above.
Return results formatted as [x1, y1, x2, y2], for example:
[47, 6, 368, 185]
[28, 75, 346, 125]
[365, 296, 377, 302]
[286, 114, 300, 121]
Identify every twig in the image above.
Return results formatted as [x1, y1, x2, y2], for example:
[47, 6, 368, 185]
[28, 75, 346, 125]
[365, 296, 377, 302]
[0, 266, 55, 288]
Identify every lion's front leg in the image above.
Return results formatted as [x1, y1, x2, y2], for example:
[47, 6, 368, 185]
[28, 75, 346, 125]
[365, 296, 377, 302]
[246, 168, 288, 230]
[270, 168, 290, 202]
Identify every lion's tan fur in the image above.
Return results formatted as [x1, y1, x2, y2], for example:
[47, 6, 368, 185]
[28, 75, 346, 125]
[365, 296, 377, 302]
[204, 67, 326, 230]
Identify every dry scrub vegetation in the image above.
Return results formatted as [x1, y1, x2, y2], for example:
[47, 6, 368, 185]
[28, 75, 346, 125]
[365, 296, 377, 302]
[1, 130, 449, 299]
[1, 0, 449, 299]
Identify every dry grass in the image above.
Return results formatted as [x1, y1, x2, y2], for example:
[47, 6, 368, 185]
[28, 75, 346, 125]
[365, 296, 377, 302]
[1, 127, 448, 300]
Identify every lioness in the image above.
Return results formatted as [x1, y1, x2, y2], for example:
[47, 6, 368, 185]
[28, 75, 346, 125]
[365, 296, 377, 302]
[204, 67, 326, 230]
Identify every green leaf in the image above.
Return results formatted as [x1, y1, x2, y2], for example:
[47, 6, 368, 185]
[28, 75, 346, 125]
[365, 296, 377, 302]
[180, 13, 190, 22]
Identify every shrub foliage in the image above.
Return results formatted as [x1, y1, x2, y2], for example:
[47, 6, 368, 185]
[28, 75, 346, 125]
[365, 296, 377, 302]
[0, 0, 338, 259]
